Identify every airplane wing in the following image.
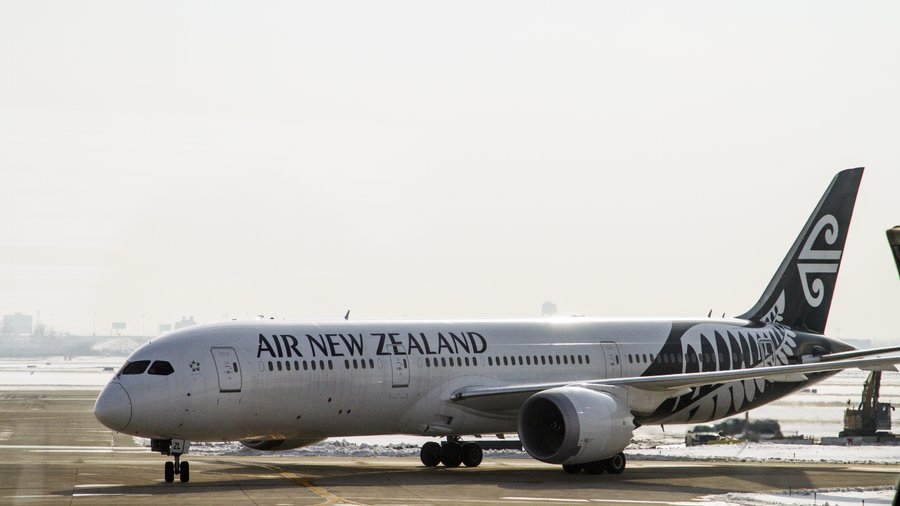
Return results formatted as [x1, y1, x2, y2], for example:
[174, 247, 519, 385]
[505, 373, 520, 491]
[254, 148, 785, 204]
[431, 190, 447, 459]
[450, 354, 900, 402]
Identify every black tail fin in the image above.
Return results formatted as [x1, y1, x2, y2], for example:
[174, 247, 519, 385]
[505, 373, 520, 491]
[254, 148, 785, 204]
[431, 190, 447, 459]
[737, 167, 864, 333]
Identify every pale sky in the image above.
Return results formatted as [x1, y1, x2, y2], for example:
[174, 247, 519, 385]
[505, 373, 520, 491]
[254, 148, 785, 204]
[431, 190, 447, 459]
[1, 1, 898, 343]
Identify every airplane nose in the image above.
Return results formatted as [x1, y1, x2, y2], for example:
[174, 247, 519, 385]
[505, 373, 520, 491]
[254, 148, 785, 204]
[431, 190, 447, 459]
[94, 382, 132, 431]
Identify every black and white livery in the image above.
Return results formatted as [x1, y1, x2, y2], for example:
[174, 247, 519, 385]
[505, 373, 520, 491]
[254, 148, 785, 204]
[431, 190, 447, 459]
[94, 167, 900, 481]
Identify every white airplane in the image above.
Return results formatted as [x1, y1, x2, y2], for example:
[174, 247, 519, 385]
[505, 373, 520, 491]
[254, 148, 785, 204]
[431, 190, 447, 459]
[95, 167, 900, 483]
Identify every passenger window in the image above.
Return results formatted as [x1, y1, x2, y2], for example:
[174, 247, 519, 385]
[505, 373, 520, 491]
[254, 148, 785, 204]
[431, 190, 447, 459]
[122, 360, 151, 375]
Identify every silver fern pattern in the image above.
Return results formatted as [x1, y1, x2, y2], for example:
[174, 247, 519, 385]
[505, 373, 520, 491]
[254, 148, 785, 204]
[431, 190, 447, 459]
[665, 291, 798, 423]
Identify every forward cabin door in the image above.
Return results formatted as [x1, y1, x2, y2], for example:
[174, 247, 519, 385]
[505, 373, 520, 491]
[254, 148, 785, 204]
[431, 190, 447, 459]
[600, 342, 622, 378]
[210, 347, 242, 393]
[391, 344, 410, 388]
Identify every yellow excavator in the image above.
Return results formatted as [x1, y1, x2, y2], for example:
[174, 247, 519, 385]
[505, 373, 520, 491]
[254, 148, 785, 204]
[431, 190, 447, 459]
[840, 227, 900, 440]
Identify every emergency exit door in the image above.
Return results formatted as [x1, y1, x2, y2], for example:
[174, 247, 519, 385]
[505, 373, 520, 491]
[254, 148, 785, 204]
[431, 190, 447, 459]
[210, 347, 242, 392]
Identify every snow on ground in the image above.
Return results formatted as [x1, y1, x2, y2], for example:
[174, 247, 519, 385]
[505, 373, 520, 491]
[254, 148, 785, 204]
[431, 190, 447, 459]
[137, 437, 531, 459]
[151, 437, 900, 465]
[0, 356, 121, 390]
[630, 441, 900, 465]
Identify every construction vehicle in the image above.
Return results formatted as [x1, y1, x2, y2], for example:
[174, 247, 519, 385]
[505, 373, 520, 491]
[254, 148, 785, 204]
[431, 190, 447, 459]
[840, 371, 894, 438]
[837, 227, 900, 439]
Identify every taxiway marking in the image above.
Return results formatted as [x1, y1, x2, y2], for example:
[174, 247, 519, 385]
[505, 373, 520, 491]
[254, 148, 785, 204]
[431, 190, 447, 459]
[256, 463, 358, 505]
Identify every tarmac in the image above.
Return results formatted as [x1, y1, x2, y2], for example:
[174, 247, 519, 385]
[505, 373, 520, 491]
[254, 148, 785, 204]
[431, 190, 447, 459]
[0, 390, 897, 505]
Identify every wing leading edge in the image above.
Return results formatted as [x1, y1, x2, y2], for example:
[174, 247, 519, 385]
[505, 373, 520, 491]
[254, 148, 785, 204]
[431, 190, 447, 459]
[450, 354, 900, 403]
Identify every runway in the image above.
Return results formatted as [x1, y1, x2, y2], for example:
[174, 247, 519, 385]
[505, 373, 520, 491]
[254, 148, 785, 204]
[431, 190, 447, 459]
[0, 390, 896, 505]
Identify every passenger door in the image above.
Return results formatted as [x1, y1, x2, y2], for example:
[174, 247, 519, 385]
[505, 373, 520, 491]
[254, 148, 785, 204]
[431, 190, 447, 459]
[600, 342, 622, 378]
[759, 339, 775, 367]
[391, 344, 409, 388]
[210, 347, 242, 393]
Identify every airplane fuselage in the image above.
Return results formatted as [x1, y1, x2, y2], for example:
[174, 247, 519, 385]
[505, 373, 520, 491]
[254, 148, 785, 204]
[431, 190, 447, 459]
[102, 317, 848, 443]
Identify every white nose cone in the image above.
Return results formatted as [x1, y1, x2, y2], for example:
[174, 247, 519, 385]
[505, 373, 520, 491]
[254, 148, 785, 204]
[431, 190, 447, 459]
[94, 382, 132, 431]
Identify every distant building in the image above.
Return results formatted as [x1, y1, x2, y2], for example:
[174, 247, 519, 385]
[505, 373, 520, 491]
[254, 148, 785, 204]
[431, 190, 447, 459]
[174, 316, 196, 330]
[542, 301, 558, 317]
[3, 313, 33, 335]
[158, 323, 172, 334]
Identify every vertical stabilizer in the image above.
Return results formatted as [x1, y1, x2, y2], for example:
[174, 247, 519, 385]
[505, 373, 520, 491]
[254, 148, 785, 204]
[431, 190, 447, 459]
[737, 167, 864, 333]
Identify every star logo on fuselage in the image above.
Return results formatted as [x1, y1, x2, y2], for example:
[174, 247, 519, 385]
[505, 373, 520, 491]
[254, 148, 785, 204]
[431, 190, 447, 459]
[190, 360, 200, 372]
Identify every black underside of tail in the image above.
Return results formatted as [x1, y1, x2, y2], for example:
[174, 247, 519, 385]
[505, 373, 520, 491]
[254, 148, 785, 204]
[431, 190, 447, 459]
[737, 167, 864, 334]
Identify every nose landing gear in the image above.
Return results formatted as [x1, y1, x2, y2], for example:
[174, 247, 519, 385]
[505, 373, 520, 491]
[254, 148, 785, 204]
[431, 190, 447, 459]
[164, 454, 190, 483]
[152, 438, 191, 483]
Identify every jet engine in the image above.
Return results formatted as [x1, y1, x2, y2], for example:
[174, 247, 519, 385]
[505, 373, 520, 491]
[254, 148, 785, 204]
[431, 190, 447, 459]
[517, 386, 634, 465]
[240, 437, 325, 451]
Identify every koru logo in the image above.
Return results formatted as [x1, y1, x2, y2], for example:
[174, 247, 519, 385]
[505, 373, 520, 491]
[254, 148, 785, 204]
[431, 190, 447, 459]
[797, 214, 842, 307]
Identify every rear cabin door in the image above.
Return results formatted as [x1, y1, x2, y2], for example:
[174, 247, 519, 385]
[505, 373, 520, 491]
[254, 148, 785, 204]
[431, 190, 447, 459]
[391, 344, 409, 388]
[600, 342, 622, 378]
[759, 339, 775, 367]
[210, 347, 242, 393]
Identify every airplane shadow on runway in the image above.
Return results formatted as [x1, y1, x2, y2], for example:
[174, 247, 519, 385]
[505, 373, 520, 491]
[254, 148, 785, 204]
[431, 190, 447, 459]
[56, 460, 886, 499]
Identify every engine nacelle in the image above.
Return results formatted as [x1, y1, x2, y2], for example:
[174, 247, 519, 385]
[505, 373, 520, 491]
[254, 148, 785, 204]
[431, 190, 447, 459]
[240, 437, 324, 451]
[517, 386, 635, 465]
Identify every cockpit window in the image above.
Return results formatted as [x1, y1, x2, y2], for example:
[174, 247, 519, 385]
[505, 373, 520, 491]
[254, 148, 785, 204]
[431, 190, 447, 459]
[121, 360, 151, 375]
[147, 361, 174, 376]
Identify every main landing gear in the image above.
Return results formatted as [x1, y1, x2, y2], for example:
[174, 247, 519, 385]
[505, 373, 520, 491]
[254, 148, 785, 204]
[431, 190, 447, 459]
[420, 436, 483, 468]
[562, 452, 626, 475]
[151, 438, 191, 483]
